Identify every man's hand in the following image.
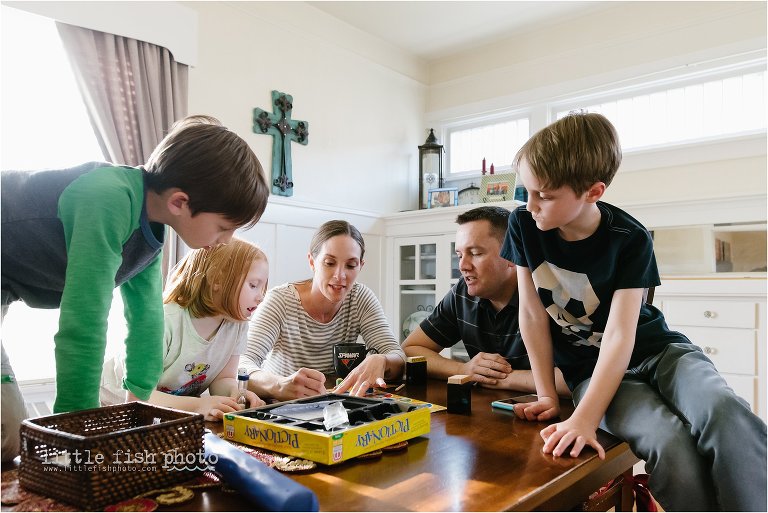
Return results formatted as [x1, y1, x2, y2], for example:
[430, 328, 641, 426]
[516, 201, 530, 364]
[460, 352, 512, 385]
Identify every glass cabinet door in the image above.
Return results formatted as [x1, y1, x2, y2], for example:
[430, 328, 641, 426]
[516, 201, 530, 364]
[450, 242, 460, 280]
[398, 240, 439, 343]
[398, 285, 436, 343]
[399, 243, 437, 280]
[396, 237, 465, 344]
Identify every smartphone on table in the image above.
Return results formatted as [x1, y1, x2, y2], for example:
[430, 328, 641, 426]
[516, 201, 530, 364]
[491, 394, 539, 411]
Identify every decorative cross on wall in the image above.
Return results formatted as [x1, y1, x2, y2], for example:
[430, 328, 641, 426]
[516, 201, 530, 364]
[252, 90, 309, 196]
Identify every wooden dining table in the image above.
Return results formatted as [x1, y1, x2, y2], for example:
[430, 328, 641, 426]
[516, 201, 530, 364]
[3, 378, 639, 512]
[172, 378, 638, 511]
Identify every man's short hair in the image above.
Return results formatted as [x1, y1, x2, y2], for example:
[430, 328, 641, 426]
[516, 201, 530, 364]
[513, 111, 622, 196]
[456, 206, 510, 241]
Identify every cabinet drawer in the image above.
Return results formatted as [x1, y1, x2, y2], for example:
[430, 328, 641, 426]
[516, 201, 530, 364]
[720, 374, 756, 413]
[664, 300, 757, 329]
[670, 326, 756, 375]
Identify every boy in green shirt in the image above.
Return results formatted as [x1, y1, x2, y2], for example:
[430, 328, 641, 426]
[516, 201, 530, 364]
[1, 115, 269, 461]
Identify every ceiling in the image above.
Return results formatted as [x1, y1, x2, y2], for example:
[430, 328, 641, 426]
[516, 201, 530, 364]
[307, 1, 608, 61]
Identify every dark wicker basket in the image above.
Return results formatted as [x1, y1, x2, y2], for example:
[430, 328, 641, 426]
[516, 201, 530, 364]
[19, 402, 204, 510]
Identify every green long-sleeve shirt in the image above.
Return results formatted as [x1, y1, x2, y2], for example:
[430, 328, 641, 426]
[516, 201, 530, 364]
[1, 163, 165, 412]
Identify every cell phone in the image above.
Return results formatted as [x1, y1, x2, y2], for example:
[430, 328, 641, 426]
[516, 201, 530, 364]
[490, 394, 539, 411]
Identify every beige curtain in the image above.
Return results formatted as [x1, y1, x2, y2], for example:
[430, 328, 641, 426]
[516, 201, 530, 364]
[56, 22, 189, 280]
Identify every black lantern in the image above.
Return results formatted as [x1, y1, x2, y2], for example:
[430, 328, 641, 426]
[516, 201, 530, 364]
[418, 128, 444, 209]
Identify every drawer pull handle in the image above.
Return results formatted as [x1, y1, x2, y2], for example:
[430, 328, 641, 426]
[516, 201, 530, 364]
[703, 310, 716, 319]
[704, 346, 717, 355]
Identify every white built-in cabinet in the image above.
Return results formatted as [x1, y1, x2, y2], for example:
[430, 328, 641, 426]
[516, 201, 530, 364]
[654, 277, 766, 421]
[393, 235, 458, 343]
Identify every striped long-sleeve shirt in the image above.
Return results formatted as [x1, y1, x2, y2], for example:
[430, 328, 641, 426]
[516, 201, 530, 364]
[243, 282, 403, 376]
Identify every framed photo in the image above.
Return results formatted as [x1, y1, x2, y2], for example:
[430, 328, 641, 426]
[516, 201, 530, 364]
[480, 172, 517, 203]
[427, 187, 458, 209]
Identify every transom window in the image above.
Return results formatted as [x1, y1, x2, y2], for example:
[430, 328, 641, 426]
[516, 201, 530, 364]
[444, 59, 766, 178]
[555, 67, 766, 151]
[447, 117, 530, 176]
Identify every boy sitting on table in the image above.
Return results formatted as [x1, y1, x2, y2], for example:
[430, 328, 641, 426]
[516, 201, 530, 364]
[503, 111, 766, 511]
[403, 206, 568, 395]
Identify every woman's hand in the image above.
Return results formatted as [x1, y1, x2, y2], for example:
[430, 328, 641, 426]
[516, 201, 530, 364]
[334, 353, 388, 396]
[539, 416, 605, 459]
[275, 368, 327, 400]
[512, 395, 560, 422]
[460, 352, 512, 385]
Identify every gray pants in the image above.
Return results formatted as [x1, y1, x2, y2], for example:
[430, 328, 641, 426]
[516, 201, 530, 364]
[574, 342, 767, 512]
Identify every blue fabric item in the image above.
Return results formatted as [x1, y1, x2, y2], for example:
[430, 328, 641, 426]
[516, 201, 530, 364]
[203, 432, 319, 511]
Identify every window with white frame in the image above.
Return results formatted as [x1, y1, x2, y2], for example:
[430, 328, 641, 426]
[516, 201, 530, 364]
[447, 116, 530, 176]
[444, 59, 766, 178]
[1, 6, 127, 382]
[553, 65, 766, 151]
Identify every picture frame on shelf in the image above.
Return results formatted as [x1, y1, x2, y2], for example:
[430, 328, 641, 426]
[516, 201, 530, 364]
[427, 187, 458, 208]
[480, 172, 516, 203]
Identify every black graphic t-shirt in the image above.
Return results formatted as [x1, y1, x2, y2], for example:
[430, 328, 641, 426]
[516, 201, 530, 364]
[501, 201, 688, 390]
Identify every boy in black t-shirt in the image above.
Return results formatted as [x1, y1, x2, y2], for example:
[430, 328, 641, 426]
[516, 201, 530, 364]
[501, 112, 766, 511]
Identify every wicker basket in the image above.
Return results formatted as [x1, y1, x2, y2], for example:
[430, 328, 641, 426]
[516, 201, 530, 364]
[19, 402, 205, 510]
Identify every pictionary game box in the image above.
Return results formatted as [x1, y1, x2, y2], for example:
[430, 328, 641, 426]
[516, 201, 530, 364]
[222, 393, 430, 465]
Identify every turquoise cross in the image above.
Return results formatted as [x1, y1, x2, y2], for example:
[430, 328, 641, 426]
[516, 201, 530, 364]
[253, 90, 309, 197]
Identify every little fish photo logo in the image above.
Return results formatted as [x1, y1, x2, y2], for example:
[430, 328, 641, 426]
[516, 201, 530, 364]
[162, 448, 216, 472]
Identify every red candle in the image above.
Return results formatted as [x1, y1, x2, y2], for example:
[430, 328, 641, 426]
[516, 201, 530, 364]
[490, 163, 495, 174]
[482, 158, 486, 174]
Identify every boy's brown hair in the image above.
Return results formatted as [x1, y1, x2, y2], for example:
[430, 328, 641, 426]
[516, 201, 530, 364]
[164, 237, 268, 321]
[144, 115, 269, 229]
[513, 112, 622, 195]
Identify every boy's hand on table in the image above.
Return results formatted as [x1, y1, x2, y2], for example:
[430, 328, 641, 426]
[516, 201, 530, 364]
[540, 416, 605, 460]
[512, 395, 559, 422]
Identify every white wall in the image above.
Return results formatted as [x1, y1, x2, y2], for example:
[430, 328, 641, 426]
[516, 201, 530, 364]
[426, 1, 767, 215]
[184, 1, 427, 215]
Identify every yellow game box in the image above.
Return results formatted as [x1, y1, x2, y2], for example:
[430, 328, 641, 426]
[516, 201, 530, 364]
[222, 393, 430, 465]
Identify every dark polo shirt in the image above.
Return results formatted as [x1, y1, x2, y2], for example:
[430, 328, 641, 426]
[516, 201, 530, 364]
[419, 277, 531, 369]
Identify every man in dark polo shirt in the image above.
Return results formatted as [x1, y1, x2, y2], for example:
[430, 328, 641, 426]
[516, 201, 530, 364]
[403, 206, 568, 394]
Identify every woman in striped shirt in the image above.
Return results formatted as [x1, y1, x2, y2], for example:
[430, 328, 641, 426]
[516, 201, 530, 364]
[242, 220, 405, 400]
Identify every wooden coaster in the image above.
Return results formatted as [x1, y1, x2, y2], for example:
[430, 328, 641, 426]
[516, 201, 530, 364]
[154, 486, 194, 506]
[356, 449, 383, 460]
[382, 440, 409, 451]
[274, 458, 316, 472]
